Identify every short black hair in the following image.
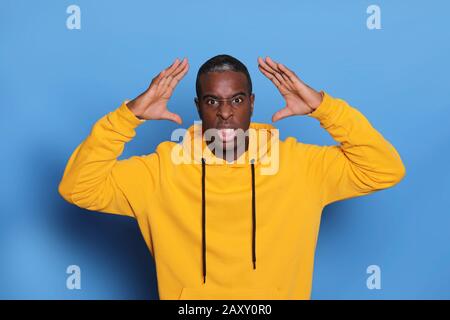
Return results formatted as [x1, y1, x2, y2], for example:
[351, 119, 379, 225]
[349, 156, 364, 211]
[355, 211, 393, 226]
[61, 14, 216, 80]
[195, 54, 252, 98]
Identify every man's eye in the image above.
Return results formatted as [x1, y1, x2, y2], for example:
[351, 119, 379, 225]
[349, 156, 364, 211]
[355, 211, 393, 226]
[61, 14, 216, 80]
[207, 99, 217, 105]
[233, 97, 243, 104]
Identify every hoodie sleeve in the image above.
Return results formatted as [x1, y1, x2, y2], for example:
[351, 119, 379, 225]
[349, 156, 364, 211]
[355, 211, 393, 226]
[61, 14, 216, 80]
[58, 101, 159, 218]
[301, 91, 406, 207]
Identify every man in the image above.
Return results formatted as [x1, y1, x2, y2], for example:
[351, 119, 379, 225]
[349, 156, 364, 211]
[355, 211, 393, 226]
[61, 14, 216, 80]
[58, 54, 405, 300]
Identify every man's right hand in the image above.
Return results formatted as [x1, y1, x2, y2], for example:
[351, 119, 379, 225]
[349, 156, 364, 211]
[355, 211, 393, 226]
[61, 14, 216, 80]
[126, 58, 189, 124]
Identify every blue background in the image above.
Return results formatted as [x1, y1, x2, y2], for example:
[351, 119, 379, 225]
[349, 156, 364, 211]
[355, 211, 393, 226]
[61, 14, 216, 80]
[1, 0, 449, 299]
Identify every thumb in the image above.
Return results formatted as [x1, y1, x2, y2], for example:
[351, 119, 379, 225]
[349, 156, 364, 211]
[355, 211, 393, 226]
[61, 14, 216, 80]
[272, 107, 293, 122]
[161, 109, 182, 125]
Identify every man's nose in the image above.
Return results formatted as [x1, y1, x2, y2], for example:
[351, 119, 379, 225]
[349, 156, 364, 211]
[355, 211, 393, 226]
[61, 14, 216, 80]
[217, 103, 233, 120]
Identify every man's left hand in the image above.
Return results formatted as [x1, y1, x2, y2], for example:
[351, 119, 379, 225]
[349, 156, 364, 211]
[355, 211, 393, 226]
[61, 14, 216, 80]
[258, 56, 323, 122]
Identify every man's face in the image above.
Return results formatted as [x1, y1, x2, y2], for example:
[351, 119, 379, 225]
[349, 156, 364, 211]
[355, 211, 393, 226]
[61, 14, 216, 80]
[194, 71, 255, 152]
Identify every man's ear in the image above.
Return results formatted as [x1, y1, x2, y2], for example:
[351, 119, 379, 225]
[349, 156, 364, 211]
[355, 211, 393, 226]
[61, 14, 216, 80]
[250, 93, 255, 117]
[194, 97, 202, 120]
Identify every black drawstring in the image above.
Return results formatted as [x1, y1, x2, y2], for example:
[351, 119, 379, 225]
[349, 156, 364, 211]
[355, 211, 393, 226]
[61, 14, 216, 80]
[251, 159, 256, 270]
[201, 157, 257, 284]
[201, 158, 206, 284]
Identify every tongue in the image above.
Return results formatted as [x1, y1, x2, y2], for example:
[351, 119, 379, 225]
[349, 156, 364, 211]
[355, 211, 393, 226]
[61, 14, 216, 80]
[218, 128, 236, 142]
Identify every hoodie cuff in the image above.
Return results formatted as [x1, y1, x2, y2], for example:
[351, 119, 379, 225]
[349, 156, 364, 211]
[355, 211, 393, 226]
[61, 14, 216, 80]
[307, 91, 335, 121]
[116, 100, 146, 127]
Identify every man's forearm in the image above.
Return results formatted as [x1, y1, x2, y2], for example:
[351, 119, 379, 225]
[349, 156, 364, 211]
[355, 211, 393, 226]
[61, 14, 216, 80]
[58, 101, 145, 209]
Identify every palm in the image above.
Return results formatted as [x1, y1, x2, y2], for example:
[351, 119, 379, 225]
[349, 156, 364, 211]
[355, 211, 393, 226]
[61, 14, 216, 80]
[257, 57, 323, 122]
[282, 91, 313, 117]
[139, 94, 170, 120]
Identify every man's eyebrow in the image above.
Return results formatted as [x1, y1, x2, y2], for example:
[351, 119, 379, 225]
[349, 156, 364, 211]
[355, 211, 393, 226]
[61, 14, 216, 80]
[202, 92, 247, 100]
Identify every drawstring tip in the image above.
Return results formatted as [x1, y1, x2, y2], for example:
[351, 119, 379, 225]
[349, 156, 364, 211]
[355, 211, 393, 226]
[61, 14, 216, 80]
[203, 275, 206, 284]
[253, 261, 256, 269]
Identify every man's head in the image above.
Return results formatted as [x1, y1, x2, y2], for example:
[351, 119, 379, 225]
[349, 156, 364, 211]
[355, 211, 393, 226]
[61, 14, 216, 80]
[194, 54, 255, 153]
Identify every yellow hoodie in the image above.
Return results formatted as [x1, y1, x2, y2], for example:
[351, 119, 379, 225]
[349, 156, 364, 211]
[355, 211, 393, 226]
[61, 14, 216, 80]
[58, 92, 405, 300]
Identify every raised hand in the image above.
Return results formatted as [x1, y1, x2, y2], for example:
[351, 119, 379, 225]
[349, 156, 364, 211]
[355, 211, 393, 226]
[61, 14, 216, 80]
[126, 58, 189, 124]
[257, 57, 323, 122]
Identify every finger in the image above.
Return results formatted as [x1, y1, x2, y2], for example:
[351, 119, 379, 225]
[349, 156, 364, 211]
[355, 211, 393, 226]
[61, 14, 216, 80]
[157, 58, 186, 92]
[149, 69, 166, 88]
[160, 61, 188, 93]
[272, 107, 294, 122]
[258, 64, 281, 87]
[156, 73, 172, 94]
[150, 57, 180, 88]
[265, 56, 282, 72]
[264, 56, 286, 80]
[277, 63, 315, 99]
[164, 58, 182, 78]
[258, 64, 290, 95]
[277, 63, 300, 84]
[272, 70, 289, 89]
[165, 62, 190, 96]
[257, 60, 280, 82]
[161, 109, 182, 125]
[170, 58, 189, 79]
[168, 62, 189, 90]
[258, 57, 278, 75]
[277, 63, 310, 95]
[259, 57, 293, 90]
[265, 57, 294, 89]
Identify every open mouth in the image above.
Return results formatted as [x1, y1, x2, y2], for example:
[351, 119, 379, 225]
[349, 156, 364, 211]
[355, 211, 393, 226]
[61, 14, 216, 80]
[217, 128, 237, 143]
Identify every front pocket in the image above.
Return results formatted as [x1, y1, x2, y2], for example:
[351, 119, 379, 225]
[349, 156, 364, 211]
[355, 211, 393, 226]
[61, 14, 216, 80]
[178, 286, 281, 300]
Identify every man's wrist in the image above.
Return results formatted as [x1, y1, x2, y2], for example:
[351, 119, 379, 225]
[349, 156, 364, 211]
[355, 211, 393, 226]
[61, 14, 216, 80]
[125, 100, 146, 122]
[304, 91, 323, 115]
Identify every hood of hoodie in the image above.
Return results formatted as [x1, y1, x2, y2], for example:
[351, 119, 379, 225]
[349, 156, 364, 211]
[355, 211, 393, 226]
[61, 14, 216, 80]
[180, 121, 278, 167]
